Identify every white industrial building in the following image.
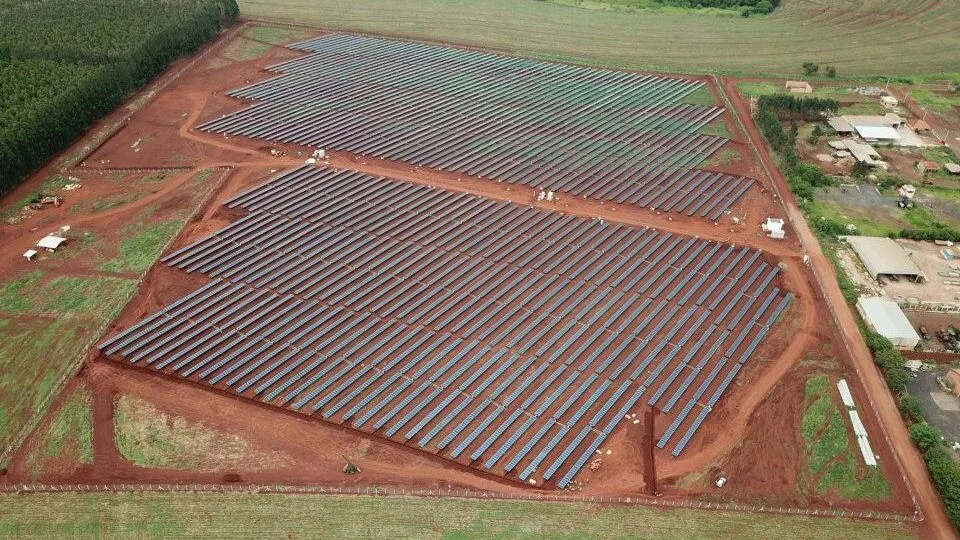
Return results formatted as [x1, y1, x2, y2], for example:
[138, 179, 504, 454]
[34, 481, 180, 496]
[842, 236, 925, 282]
[856, 296, 921, 349]
[853, 124, 901, 143]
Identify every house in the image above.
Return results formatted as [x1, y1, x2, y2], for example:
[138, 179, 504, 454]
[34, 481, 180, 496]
[785, 80, 813, 94]
[898, 184, 917, 199]
[880, 95, 899, 108]
[917, 160, 941, 173]
[842, 114, 904, 142]
[945, 163, 960, 175]
[910, 119, 932, 133]
[23, 249, 38, 261]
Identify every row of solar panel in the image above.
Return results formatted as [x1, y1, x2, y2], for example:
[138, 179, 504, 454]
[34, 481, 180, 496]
[199, 34, 752, 220]
[103, 168, 792, 486]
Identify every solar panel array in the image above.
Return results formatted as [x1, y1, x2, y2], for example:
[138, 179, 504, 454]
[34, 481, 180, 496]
[100, 166, 791, 487]
[198, 34, 753, 220]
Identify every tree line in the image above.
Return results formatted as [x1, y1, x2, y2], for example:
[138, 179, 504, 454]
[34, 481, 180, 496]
[0, 0, 239, 196]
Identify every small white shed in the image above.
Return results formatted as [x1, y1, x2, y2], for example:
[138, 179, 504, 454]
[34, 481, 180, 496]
[36, 235, 67, 252]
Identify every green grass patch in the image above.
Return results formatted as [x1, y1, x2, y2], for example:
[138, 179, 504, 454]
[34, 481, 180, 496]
[697, 119, 731, 138]
[0, 271, 43, 312]
[547, 0, 745, 16]
[681, 85, 715, 106]
[140, 173, 169, 184]
[69, 192, 144, 214]
[799, 374, 892, 501]
[223, 37, 272, 61]
[100, 219, 185, 273]
[904, 205, 945, 229]
[924, 184, 960, 204]
[38, 276, 138, 320]
[809, 408, 849, 473]
[26, 382, 93, 480]
[236, 0, 960, 77]
[912, 89, 960, 114]
[923, 145, 960, 165]
[738, 83, 854, 99]
[839, 101, 887, 116]
[807, 198, 901, 237]
[0, 318, 100, 455]
[114, 395, 287, 471]
[2, 175, 74, 219]
[818, 461, 892, 501]
[705, 148, 741, 166]
[189, 168, 213, 186]
[0, 492, 918, 538]
[245, 25, 313, 45]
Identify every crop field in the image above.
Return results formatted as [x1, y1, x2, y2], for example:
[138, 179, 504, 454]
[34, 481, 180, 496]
[201, 34, 753, 218]
[236, 0, 960, 76]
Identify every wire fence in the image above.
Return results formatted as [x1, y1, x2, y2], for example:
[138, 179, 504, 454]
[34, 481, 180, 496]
[0, 482, 919, 523]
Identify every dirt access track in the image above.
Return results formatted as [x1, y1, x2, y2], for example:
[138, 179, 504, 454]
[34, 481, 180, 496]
[0, 21, 925, 530]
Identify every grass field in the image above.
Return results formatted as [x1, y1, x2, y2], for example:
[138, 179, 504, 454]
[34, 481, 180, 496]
[801, 375, 891, 501]
[237, 0, 960, 77]
[26, 382, 93, 480]
[0, 493, 918, 538]
[114, 395, 289, 471]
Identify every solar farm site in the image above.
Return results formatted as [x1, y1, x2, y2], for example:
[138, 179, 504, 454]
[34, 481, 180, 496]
[198, 34, 754, 220]
[74, 29, 851, 496]
[100, 164, 791, 488]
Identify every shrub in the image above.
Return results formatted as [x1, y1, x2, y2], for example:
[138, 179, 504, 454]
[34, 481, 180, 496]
[911, 423, 943, 452]
[851, 161, 871, 180]
[865, 331, 895, 354]
[900, 394, 923, 424]
[924, 445, 960, 526]
[803, 62, 819, 76]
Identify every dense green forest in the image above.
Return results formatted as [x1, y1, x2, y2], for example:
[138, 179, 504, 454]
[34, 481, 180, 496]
[0, 0, 239, 195]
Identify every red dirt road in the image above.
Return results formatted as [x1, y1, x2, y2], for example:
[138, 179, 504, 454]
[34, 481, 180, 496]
[720, 75, 953, 539]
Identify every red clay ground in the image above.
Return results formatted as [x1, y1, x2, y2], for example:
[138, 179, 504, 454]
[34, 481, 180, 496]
[0, 22, 919, 524]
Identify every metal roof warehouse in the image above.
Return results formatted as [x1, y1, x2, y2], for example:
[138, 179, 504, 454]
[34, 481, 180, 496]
[842, 236, 925, 282]
[856, 296, 921, 349]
